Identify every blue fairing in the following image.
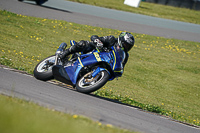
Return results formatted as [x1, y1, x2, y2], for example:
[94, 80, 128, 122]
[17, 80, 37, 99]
[63, 45, 125, 85]
[111, 46, 125, 75]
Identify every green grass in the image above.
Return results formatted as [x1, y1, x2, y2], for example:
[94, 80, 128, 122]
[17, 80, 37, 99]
[67, 0, 200, 24]
[0, 9, 200, 128]
[0, 94, 136, 133]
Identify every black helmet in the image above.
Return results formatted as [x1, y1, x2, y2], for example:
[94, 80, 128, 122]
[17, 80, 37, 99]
[118, 32, 134, 52]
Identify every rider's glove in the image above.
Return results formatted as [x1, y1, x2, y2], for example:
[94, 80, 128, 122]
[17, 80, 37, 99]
[94, 39, 103, 49]
[57, 51, 64, 59]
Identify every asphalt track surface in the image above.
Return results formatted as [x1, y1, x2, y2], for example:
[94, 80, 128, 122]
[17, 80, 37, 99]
[0, 67, 199, 133]
[0, 0, 200, 133]
[1, 0, 200, 42]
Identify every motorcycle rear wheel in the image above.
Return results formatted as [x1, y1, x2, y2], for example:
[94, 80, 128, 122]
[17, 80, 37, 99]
[76, 70, 109, 94]
[34, 55, 55, 81]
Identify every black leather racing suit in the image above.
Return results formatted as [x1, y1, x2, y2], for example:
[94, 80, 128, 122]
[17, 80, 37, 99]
[60, 35, 129, 67]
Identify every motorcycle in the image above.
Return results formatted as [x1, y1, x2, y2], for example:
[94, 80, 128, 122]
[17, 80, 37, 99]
[18, 0, 48, 5]
[34, 40, 126, 93]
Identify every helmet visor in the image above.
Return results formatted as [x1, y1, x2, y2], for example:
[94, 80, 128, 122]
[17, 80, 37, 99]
[123, 41, 133, 51]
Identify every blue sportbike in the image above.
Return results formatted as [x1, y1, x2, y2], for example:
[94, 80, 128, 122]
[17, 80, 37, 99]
[34, 41, 126, 93]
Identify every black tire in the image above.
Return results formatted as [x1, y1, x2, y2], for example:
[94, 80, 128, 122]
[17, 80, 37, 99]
[76, 70, 109, 94]
[34, 55, 55, 81]
[36, 0, 47, 5]
[36, 0, 41, 5]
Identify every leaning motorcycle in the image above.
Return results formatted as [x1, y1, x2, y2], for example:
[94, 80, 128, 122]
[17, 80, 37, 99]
[34, 40, 125, 93]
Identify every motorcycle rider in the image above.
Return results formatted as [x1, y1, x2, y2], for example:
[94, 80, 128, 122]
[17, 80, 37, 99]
[59, 32, 134, 68]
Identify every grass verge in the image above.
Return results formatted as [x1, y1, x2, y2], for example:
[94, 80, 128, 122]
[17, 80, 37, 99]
[67, 0, 200, 24]
[0, 10, 200, 127]
[0, 94, 136, 133]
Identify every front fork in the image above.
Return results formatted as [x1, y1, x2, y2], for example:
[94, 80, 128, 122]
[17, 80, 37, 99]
[55, 54, 59, 65]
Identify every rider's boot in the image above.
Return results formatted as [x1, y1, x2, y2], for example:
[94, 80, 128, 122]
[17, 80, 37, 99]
[59, 48, 72, 59]
[59, 40, 87, 59]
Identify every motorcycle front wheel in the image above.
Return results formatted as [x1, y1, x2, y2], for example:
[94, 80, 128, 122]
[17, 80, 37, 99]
[34, 55, 55, 81]
[76, 70, 109, 94]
